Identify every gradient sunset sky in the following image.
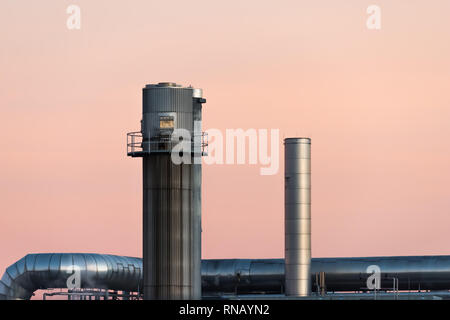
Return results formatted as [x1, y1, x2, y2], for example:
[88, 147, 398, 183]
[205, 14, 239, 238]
[1, 0, 450, 273]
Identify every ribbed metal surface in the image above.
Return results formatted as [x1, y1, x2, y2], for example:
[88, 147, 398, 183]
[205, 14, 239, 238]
[142, 86, 195, 140]
[192, 96, 203, 296]
[284, 138, 311, 296]
[203, 256, 450, 294]
[143, 155, 195, 299]
[140, 83, 203, 300]
[6, 255, 450, 298]
[0, 253, 142, 300]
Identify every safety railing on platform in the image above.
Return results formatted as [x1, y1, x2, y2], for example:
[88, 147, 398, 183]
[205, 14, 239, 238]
[127, 131, 208, 157]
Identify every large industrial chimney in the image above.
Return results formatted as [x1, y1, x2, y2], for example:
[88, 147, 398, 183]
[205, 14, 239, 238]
[284, 138, 311, 297]
[127, 83, 206, 300]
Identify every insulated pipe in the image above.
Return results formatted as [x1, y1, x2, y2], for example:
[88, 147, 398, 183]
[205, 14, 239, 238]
[284, 138, 311, 296]
[0, 253, 142, 300]
[5, 254, 450, 299]
[202, 256, 450, 294]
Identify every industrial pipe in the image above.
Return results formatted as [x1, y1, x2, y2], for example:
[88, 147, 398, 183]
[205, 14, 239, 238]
[0, 253, 142, 300]
[4, 254, 450, 299]
[284, 138, 311, 296]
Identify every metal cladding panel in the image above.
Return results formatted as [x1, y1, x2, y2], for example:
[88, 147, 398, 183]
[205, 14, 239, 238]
[25, 255, 37, 273]
[235, 260, 252, 283]
[285, 250, 311, 265]
[285, 158, 310, 174]
[0, 281, 9, 296]
[0, 253, 143, 300]
[48, 254, 61, 280]
[34, 254, 52, 272]
[285, 174, 311, 189]
[6, 264, 19, 281]
[285, 188, 311, 204]
[32, 254, 51, 288]
[60, 254, 74, 273]
[1, 273, 12, 288]
[73, 254, 87, 282]
[284, 138, 311, 297]
[140, 83, 203, 300]
[285, 264, 311, 280]
[285, 218, 311, 234]
[201, 256, 450, 294]
[142, 86, 195, 139]
[285, 140, 311, 159]
[143, 86, 194, 113]
[143, 155, 191, 190]
[143, 154, 198, 300]
[94, 255, 108, 280]
[8, 255, 450, 298]
[285, 204, 311, 220]
[285, 235, 311, 250]
[248, 259, 285, 292]
[286, 279, 310, 295]
[84, 254, 98, 278]
[102, 255, 115, 281]
[15, 257, 26, 276]
[201, 259, 239, 293]
[191, 163, 202, 297]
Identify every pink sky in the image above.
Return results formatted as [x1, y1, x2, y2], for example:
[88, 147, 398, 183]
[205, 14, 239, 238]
[1, 0, 450, 275]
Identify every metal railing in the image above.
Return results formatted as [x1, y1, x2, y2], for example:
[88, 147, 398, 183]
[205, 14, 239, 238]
[370, 276, 399, 300]
[43, 289, 142, 300]
[127, 131, 208, 157]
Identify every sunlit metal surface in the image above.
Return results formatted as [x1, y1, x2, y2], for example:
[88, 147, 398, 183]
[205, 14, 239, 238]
[284, 138, 311, 296]
[135, 83, 205, 300]
[5, 254, 450, 299]
[0, 253, 142, 300]
[203, 255, 450, 294]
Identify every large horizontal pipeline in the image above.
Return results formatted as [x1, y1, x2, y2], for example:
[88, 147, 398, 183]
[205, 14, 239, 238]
[202, 256, 450, 294]
[2, 254, 450, 299]
[0, 254, 142, 300]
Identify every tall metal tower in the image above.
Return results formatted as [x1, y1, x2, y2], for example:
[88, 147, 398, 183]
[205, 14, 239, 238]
[127, 82, 206, 300]
[284, 137, 311, 297]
